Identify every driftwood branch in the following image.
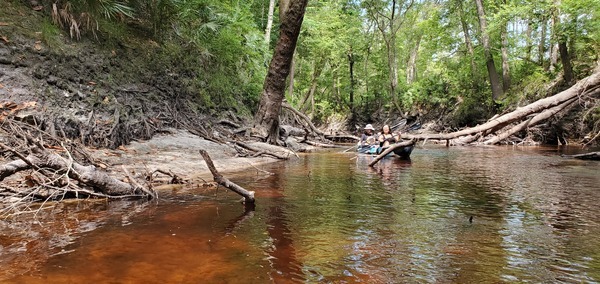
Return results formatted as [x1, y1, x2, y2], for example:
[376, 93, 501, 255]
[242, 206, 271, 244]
[368, 139, 416, 167]
[199, 149, 255, 204]
[562, 152, 600, 160]
[233, 141, 293, 159]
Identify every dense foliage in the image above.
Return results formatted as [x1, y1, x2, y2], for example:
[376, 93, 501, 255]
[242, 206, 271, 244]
[33, 0, 600, 125]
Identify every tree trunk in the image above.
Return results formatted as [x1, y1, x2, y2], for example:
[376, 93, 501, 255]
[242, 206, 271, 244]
[288, 54, 295, 98]
[562, 152, 600, 160]
[549, 2, 559, 71]
[367, 0, 414, 112]
[406, 36, 421, 84]
[501, 20, 511, 91]
[253, 0, 309, 144]
[368, 139, 416, 167]
[555, 0, 573, 85]
[559, 41, 574, 84]
[474, 0, 504, 100]
[264, 0, 276, 43]
[550, 43, 559, 71]
[348, 47, 356, 122]
[457, 0, 476, 74]
[525, 20, 533, 62]
[299, 58, 324, 113]
[539, 15, 547, 68]
[279, 0, 290, 20]
[282, 103, 324, 137]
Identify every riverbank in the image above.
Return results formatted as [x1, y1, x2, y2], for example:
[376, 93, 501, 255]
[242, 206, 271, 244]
[94, 129, 291, 183]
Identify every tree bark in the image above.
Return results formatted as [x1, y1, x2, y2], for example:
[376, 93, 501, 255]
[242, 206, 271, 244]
[288, 54, 296, 98]
[253, 0, 309, 144]
[279, 0, 290, 20]
[474, 0, 504, 100]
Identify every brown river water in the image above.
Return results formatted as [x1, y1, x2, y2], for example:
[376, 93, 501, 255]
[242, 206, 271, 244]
[1, 146, 599, 283]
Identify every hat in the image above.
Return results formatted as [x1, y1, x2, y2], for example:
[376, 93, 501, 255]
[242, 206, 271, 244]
[364, 124, 374, 130]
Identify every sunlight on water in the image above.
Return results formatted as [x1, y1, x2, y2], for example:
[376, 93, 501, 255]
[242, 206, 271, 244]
[2, 146, 600, 283]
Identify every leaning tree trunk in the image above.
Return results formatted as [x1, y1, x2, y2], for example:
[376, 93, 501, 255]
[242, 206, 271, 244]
[253, 0, 309, 144]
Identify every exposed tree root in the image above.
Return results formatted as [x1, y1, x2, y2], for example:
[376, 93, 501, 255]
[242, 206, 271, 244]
[0, 116, 156, 217]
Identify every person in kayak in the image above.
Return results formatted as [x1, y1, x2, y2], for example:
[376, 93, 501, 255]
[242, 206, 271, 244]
[378, 124, 400, 148]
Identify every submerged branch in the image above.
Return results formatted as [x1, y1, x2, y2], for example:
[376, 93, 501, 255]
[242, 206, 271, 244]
[199, 149, 255, 204]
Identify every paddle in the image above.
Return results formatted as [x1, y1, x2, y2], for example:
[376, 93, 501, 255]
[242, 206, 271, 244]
[390, 119, 407, 131]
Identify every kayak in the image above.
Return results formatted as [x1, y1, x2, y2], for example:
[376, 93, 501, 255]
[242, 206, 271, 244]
[357, 142, 414, 159]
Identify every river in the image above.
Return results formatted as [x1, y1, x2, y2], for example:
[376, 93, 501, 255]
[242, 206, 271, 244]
[2, 146, 599, 283]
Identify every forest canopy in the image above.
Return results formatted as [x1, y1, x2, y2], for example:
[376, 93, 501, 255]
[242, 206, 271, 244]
[17, 0, 600, 128]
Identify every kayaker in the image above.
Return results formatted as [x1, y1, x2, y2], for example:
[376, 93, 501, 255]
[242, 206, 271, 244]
[378, 124, 399, 147]
[360, 124, 377, 146]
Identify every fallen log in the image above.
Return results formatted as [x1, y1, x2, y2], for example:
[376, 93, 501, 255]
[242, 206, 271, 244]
[404, 70, 600, 142]
[0, 149, 155, 199]
[324, 134, 360, 142]
[233, 141, 295, 159]
[302, 140, 341, 148]
[562, 152, 600, 160]
[199, 149, 255, 204]
[482, 97, 577, 145]
[368, 139, 416, 167]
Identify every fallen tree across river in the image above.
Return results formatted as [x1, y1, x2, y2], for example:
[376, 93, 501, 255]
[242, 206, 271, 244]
[403, 66, 600, 146]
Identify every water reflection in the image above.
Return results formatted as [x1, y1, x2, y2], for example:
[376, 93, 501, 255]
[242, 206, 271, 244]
[2, 146, 600, 283]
